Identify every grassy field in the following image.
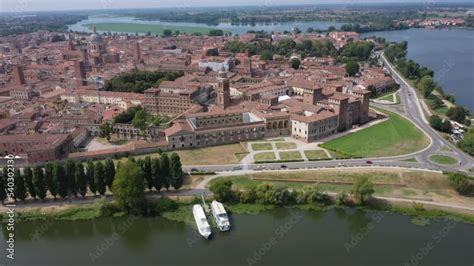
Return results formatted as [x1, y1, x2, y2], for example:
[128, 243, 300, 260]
[304, 150, 329, 160]
[126, 143, 247, 165]
[321, 109, 429, 157]
[251, 143, 273, 151]
[84, 23, 214, 35]
[378, 93, 396, 103]
[429, 155, 458, 165]
[279, 151, 302, 160]
[209, 168, 474, 206]
[254, 152, 276, 161]
[275, 142, 297, 150]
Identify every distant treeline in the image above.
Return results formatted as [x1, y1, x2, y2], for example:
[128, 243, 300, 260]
[0, 14, 86, 37]
[225, 39, 373, 62]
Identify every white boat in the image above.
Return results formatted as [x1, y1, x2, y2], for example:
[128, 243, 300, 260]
[210, 200, 231, 231]
[192, 204, 212, 239]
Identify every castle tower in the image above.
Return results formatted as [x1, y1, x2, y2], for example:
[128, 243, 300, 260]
[68, 33, 75, 51]
[133, 42, 141, 63]
[217, 67, 231, 109]
[243, 58, 252, 75]
[12, 65, 26, 86]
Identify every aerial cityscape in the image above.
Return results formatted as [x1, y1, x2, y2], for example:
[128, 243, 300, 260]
[0, 1, 473, 265]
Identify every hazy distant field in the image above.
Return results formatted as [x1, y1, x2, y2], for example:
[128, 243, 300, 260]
[84, 23, 214, 35]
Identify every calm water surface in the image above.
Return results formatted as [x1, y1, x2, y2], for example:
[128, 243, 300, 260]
[363, 28, 474, 112]
[2, 208, 473, 266]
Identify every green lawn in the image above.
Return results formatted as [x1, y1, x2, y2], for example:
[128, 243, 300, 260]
[279, 151, 302, 160]
[84, 23, 215, 35]
[251, 143, 273, 151]
[429, 155, 458, 165]
[254, 152, 276, 161]
[321, 108, 429, 157]
[275, 142, 297, 150]
[378, 93, 396, 103]
[304, 150, 329, 160]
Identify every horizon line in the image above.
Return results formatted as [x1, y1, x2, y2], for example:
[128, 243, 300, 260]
[1, 1, 474, 14]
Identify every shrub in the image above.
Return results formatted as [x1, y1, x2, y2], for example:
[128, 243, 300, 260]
[447, 172, 472, 195]
[155, 197, 178, 213]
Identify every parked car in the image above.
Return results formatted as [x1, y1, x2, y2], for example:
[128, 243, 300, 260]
[366, 160, 373, 164]
[280, 165, 288, 169]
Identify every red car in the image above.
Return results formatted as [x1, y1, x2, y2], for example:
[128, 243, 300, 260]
[366, 160, 373, 164]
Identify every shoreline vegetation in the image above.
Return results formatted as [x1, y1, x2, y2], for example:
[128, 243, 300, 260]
[2, 196, 473, 226]
[383, 41, 473, 156]
[2, 169, 473, 225]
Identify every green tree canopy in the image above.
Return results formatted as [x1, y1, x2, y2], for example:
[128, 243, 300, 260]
[113, 161, 146, 213]
[151, 158, 163, 191]
[94, 161, 106, 196]
[447, 172, 472, 195]
[291, 58, 301, 70]
[64, 159, 77, 197]
[86, 161, 96, 195]
[0, 168, 6, 204]
[352, 177, 375, 205]
[23, 167, 35, 200]
[170, 153, 184, 190]
[75, 162, 87, 197]
[346, 61, 360, 77]
[14, 169, 27, 202]
[104, 158, 116, 191]
[33, 166, 46, 200]
[160, 153, 171, 191]
[446, 106, 470, 124]
[417, 75, 436, 97]
[209, 179, 235, 202]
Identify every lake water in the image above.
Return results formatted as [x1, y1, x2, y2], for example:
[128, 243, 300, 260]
[68, 16, 343, 35]
[363, 28, 474, 112]
[2, 208, 473, 266]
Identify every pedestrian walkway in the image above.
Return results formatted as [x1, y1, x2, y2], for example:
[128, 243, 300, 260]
[242, 137, 332, 163]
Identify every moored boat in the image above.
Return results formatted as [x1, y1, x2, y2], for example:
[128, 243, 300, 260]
[210, 200, 230, 231]
[192, 204, 212, 239]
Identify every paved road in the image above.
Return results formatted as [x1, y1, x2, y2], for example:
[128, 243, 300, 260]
[379, 52, 473, 171]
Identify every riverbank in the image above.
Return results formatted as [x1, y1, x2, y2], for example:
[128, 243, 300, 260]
[2, 194, 474, 226]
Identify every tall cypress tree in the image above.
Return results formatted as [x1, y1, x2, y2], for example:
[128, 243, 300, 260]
[14, 169, 27, 202]
[23, 167, 36, 200]
[144, 156, 153, 191]
[44, 162, 56, 199]
[33, 166, 46, 200]
[64, 159, 77, 198]
[170, 153, 184, 190]
[86, 161, 96, 195]
[54, 162, 68, 199]
[94, 161, 106, 196]
[151, 158, 162, 191]
[160, 154, 170, 191]
[0, 168, 6, 204]
[75, 162, 87, 197]
[104, 158, 116, 191]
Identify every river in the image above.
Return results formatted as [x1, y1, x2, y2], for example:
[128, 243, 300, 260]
[2, 208, 473, 265]
[363, 28, 474, 112]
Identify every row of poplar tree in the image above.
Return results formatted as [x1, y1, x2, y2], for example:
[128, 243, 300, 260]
[0, 153, 184, 204]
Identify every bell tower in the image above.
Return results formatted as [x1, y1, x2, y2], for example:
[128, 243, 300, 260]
[217, 67, 231, 108]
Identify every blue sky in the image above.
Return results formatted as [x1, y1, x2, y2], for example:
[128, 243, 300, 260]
[0, 0, 467, 12]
